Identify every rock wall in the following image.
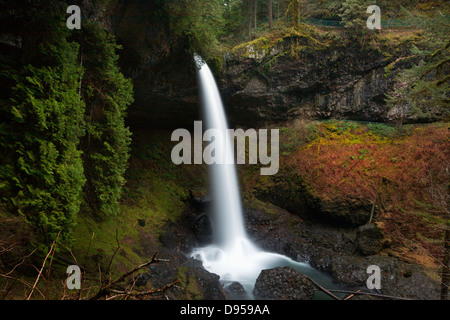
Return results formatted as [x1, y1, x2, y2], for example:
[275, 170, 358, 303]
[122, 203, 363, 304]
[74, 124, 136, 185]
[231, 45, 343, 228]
[104, 0, 200, 128]
[100, 3, 432, 129]
[219, 31, 420, 127]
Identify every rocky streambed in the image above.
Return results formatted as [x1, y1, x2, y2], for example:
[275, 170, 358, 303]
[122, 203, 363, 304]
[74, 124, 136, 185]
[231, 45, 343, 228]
[145, 192, 441, 300]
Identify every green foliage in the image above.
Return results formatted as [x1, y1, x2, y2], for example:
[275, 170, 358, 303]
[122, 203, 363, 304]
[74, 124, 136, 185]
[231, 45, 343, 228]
[0, 20, 86, 246]
[75, 22, 134, 218]
[300, 0, 342, 20]
[338, 0, 372, 30]
[386, 11, 450, 124]
[165, 0, 225, 59]
[222, 0, 248, 38]
[0, 3, 134, 246]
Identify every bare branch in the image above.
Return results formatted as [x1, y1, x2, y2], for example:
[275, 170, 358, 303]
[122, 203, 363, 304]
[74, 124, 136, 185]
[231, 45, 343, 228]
[302, 274, 341, 300]
[325, 289, 411, 300]
[26, 242, 56, 300]
[89, 252, 169, 300]
[107, 280, 180, 300]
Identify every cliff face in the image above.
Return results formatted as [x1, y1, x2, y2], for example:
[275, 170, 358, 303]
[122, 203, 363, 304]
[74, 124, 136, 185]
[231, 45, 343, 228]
[105, 3, 429, 128]
[219, 30, 420, 127]
[104, 0, 199, 128]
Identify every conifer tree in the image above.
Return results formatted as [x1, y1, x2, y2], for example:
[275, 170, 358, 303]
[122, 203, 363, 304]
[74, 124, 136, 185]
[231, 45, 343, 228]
[75, 22, 134, 218]
[0, 7, 86, 246]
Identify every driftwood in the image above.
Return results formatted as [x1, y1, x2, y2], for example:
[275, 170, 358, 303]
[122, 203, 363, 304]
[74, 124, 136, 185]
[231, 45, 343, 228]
[89, 252, 169, 300]
[106, 280, 180, 300]
[305, 272, 411, 300]
[302, 274, 341, 300]
[326, 289, 411, 300]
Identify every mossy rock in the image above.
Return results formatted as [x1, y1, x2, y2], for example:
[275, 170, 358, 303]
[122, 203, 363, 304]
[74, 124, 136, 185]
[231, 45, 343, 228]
[232, 37, 271, 62]
[175, 264, 226, 300]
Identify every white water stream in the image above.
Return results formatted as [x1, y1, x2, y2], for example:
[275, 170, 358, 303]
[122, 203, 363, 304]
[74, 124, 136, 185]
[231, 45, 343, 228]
[190, 55, 338, 299]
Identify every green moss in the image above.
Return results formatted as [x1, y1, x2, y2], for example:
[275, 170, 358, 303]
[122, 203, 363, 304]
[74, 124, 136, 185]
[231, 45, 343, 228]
[208, 55, 224, 75]
[72, 129, 204, 278]
[71, 171, 186, 274]
[231, 36, 270, 60]
[263, 51, 289, 74]
[231, 24, 327, 62]
[176, 266, 203, 300]
[384, 61, 396, 78]
[286, 25, 326, 50]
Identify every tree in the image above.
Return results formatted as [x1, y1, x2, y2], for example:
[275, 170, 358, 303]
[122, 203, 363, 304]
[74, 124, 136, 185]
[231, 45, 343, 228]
[290, 0, 300, 28]
[0, 5, 86, 247]
[386, 11, 450, 124]
[0, 1, 135, 246]
[254, 0, 258, 37]
[165, 0, 224, 59]
[74, 22, 134, 218]
[269, 0, 273, 30]
[338, 0, 370, 31]
[248, 0, 253, 40]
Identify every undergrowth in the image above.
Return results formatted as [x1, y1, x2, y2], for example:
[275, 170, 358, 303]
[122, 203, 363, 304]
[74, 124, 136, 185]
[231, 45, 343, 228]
[282, 120, 449, 266]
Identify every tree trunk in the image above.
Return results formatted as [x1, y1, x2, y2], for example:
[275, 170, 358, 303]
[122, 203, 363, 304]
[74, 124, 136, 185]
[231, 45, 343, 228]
[441, 228, 450, 300]
[277, 1, 280, 21]
[292, 0, 299, 28]
[269, 0, 273, 30]
[254, 0, 257, 37]
[248, 0, 252, 41]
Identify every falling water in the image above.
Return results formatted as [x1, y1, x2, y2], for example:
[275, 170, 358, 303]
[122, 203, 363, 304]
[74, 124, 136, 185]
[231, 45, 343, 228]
[191, 54, 338, 298]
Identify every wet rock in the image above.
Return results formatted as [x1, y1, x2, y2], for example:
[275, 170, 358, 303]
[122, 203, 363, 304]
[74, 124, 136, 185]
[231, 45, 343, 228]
[108, 0, 199, 128]
[224, 282, 246, 299]
[355, 223, 384, 256]
[330, 255, 369, 287]
[192, 212, 213, 243]
[147, 257, 226, 300]
[329, 254, 440, 299]
[179, 259, 226, 300]
[189, 188, 211, 211]
[253, 266, 315, 300]
[318, 198, 373, 227]
[310, 251, 333, 273]
[226, 282, 245, 294]
[242, 200, 440, 300]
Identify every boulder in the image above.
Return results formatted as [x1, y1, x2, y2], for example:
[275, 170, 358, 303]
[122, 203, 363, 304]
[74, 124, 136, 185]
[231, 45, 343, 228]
[329, 254, 440, 299]
[224, 282, 247, 299]
[355, 223, 385, 256]
[254, 166, 373, 227]
[253, 266, 315, 300]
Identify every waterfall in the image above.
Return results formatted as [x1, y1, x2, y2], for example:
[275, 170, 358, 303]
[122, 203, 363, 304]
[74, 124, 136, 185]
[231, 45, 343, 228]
[190, 55, 338, 298]
[195, 54, 246, 247]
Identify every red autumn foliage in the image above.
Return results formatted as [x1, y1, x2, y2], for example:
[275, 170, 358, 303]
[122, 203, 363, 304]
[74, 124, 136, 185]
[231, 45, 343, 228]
[291, 123, 448, 207]
[287, 121, 449, 262]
